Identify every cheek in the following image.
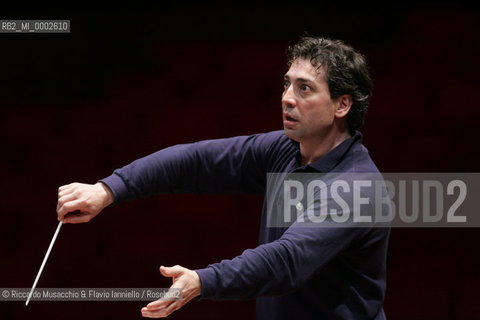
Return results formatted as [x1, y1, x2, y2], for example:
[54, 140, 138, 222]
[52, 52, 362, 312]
[306, 101, 333, 115]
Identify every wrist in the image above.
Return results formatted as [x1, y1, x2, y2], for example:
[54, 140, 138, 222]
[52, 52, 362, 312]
[193, 271, 202, 297]
[97, 182, 114, 208]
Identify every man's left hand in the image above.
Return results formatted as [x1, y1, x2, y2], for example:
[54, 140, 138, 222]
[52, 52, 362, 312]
[141, 265, 202, 318]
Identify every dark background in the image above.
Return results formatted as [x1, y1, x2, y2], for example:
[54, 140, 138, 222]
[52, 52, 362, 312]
[1, 3, 480, 319]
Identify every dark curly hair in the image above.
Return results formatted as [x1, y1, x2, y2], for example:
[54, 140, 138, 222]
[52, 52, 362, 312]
[286, 36, 372, 133]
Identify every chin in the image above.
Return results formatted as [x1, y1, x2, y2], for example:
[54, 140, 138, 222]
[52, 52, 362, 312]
[283, 128, 301, 142]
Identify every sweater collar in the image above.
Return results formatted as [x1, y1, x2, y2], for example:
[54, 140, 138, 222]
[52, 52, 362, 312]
[293, 131, 362, 173]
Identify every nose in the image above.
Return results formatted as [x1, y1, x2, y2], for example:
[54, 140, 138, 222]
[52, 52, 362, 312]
[282, 84, 296, 110]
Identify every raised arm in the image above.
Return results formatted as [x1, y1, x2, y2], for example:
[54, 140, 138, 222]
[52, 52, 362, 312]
[57, 131, 285, 223]
[100, 133, 276, 203]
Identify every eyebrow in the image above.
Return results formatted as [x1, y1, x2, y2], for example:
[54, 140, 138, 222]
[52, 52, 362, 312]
[284, 75, 315, 84]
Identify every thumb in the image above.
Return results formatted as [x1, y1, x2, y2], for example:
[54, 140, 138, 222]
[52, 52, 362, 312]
[160, 265, 184, 278]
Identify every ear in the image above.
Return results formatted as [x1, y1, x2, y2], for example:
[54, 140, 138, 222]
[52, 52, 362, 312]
[334, 94, 352, 119]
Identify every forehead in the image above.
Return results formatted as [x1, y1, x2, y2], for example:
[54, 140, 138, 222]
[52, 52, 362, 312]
[285, 59, 325, 82]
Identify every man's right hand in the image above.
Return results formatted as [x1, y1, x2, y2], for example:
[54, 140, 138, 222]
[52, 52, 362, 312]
[56, 182, 114, 224]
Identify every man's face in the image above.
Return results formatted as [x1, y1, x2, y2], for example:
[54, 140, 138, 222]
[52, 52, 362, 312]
[282, 59, 338, 143]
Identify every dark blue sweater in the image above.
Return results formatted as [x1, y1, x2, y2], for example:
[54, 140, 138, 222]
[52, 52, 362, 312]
[101, 130, 389, 320]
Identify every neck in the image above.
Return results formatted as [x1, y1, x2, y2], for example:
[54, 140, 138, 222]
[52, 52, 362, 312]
[300, 128, 352, 166]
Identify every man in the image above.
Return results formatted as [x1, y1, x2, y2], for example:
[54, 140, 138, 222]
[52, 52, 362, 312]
[57, 36, 389, 319]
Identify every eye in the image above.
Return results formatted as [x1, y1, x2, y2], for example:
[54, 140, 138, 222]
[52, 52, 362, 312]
[300, 84, 311, 92]
[283, 80, 291, 90]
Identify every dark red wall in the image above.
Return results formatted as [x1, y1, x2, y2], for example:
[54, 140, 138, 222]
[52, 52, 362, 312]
[1, 5, 480, 319]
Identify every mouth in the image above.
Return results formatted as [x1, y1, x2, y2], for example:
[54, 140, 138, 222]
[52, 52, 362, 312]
[283, 113, 299, 122]
[283, 113, 299, 127]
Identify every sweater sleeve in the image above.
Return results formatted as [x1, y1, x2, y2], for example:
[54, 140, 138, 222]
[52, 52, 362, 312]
[99, 131, 284, 203]
[194, 183, 384, 300]
[195, 224, 370, 300]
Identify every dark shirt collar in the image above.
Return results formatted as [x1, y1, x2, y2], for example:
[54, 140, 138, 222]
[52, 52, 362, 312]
[293, 131, 362, 172]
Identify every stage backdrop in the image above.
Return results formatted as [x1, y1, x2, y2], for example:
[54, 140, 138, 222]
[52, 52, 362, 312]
[1, 5, 479, 320]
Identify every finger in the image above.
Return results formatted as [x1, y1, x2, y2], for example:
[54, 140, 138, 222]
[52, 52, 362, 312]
[141, 307, 165, 318]
[57, 199, 87, 220]
[57, 193, 78, 212]
[160, 300, 182, 316]
[58, 186, 74, 198]
[62, 212, 93, 224]
[146, 299, 172, 310]
[160, 265, 183, 278]
[142, 300, 182, 318]
[58, 184, 73, 192]
[58, 183, 79, 195]
[147, 287, 188, 312]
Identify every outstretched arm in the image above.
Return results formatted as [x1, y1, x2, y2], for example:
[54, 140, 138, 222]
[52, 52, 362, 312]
[100, 133, 280, 204]
[194, 225, 369, 299]
[56, 132, 282, 223]
[138, 225, 384, 318]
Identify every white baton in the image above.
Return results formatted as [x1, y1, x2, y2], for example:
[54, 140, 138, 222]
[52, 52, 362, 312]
[25, 221, 63, 306]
